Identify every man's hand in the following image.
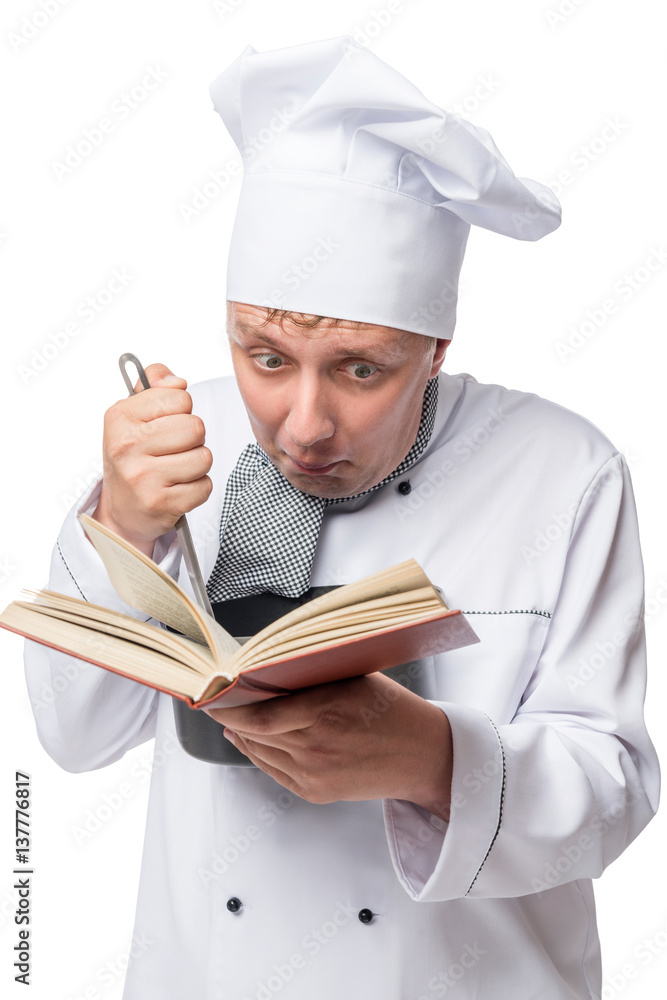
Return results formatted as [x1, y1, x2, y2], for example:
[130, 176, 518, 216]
[204, 672, 453, 820]
[91, 364, 213, 557]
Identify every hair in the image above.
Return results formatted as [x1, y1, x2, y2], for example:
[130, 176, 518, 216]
[228, 303, 437, 354]
[261, 307, 349, 331]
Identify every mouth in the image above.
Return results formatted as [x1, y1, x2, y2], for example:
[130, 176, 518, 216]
[285, 454, 341, 476]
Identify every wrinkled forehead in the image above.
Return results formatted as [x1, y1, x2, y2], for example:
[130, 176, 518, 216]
[226, 300, 432, 356]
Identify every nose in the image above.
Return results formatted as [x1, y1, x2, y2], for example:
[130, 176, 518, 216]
[284, 376, 335, 449]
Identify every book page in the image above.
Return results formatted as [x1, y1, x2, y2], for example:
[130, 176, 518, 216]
[2, 602, 208, 699]
[236, 607, 443, 672]
[277, 589, 438, 637]
[16, 595, 215, 676]
[247, 591, 438, 658]
[231, 561, 444, 665]
[78, 513, 240, 663]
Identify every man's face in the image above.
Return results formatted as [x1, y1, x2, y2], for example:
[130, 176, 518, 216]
[227, 301, 449, 498]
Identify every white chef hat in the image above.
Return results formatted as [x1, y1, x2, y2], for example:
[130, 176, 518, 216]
[209, 35, 561, 339]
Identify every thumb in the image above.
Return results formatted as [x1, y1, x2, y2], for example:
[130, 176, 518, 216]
[135, 362, 188, 392]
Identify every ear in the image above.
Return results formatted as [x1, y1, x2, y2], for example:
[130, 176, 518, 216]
[429, 339, 451, 378]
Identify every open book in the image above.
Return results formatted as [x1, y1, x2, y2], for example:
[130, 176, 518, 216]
[2, 514, 479, 708]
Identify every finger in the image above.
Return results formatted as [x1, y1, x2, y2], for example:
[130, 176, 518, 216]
[127, 386, 193, 422]
[222, 730, 248, 755]
[141, 412, 207, 457]
[107, 389, 193, 433]
[230, 727, 302, 753]
[135, 363, 188, 392]
[148, 447, 212, 487]
[207, 688, 331, 736]
[111, 443, 211, 493]
[161, 477, 214, 515]
[230, 733, 301, 790]
[121, 468, 212, 522]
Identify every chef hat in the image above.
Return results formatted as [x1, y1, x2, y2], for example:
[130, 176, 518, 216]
[209, 35, 561, 339]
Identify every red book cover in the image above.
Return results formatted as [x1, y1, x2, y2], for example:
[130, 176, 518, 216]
[197, 607, 478, 708]
[5, 606, 478, 709]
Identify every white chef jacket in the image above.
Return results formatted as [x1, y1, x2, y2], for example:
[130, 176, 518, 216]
[24, 371, 659, 1000]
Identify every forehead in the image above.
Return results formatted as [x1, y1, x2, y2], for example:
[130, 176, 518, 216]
[226, 301, 415, 358]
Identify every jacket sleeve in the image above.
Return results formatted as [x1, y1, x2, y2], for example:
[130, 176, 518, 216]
[24, 476, 182, 773]
[383, 452, 660, 900]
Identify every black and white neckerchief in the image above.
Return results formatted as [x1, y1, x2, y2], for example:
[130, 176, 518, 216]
[206, 376, 439, 602]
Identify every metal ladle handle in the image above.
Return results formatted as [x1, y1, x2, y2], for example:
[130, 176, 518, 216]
[118, 353, 215, 618]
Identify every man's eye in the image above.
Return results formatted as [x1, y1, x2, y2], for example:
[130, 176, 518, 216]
[254, 354, 283, 369]
[347, 362, 377, 379]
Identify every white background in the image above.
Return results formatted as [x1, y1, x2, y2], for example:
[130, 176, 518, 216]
[1, 0, 665, 997]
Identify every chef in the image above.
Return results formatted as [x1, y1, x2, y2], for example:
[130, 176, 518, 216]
[24, 35, 659, 1000]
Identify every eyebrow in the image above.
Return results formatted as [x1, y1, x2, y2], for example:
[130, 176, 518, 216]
[231, 320, 404, 361]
